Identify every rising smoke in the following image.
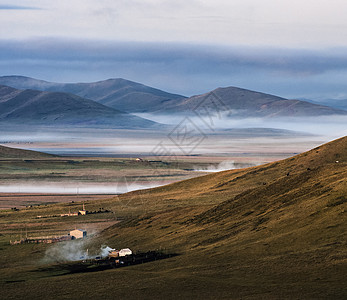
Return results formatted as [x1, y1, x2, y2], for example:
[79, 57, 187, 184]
[43, 240, 115, 263]
[43, 239, 88, 263]
[194, 160, 237, 172]
[194, 160, 260, 172]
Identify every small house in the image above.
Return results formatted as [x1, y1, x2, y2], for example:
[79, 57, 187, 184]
[70, 229, 87, 239]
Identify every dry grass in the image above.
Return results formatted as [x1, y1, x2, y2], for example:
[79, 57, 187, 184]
[0, 144, 55, 159]
[0, 137, 346, 299]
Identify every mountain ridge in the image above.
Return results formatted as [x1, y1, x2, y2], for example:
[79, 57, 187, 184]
[0, 76, 186, 113]
[1, 75, 346, 117]
[0, 84, 157, 128]
[159, 86, 347, 117]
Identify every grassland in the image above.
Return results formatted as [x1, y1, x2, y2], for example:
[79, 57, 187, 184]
[0, 137, 346, 299]
[0, 145, 259, 209]
[0, 156, 202, 183]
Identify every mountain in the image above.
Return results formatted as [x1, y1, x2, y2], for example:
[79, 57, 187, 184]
[0, 76, 186, 113]
[158, 86, 347, 117]
[1, 76, 346, 118]
[0, 144, 55, 158]
[0, 85, 157, 128]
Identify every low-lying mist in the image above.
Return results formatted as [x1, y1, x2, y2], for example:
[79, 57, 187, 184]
[1, 113, 345, 158]
[0, 182, 166, 194]
[135, 113, 347, 137]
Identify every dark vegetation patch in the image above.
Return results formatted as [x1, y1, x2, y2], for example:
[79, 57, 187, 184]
[252, 217, 270, 231]
[5, 279, 26, 284]
[326, 196, 346, 207]
[35, 251, 177, 277]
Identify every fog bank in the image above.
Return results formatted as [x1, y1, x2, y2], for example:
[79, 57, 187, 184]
[0, 182, 166, 194]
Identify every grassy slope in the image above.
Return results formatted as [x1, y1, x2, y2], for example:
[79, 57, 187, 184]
[0, 144, 55, 159]
[1, 137, 346, 299]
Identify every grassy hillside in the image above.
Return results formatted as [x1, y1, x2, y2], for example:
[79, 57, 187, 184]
[0, 136, 346, 299]
[0, 144, 55, 159]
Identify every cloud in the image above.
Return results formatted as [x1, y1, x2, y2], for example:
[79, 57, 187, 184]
[0, 5, 40, 10]
[1, 1, 347, 48]
[1, 39, 347, 99]
[2, 39, 347, 74]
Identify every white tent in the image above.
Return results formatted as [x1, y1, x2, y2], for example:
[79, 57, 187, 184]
[119, 248, 132, 257]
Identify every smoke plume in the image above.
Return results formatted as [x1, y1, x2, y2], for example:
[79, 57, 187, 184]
[43, 240, 115, 263]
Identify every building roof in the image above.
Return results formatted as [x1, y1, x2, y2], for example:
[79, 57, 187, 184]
[70, 229, 86, 233]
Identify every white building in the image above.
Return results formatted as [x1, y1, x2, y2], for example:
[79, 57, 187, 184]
[119, 248, 132, 257]
[70, 229, 87, 239]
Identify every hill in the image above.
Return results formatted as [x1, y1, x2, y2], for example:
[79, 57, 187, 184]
[159, 86, 347, 117]
[0, 76, 186, 113]
[0, 144, 55, 159]
[93, 135, 347, 298]
[108, 134, 346, 220]
[0, 85, 157, 128]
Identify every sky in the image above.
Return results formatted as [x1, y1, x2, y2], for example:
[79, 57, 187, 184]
[1, 0, 347, 100]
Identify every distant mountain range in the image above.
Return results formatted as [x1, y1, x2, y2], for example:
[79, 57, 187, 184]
[0, 76, 346, 119]
[0, 85, 156, 128]
[301, 98, 347, 111]
[0, 76, 186, 113]
[159, 87, 347, 117]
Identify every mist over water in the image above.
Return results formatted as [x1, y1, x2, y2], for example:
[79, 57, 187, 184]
[1, 114, 345, 197]
[135, 113, 347, 137]
[1, 114, 346, 158]
[0, 182, 166, 194]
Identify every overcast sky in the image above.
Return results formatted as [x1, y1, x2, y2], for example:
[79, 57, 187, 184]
[1, 1, 347, 100]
